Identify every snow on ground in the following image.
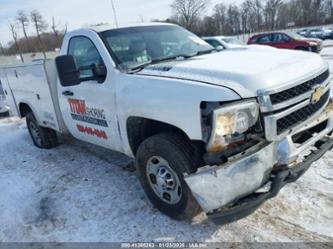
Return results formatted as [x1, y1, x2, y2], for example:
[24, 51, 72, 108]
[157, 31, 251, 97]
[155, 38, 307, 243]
[1, 48, 333, 243]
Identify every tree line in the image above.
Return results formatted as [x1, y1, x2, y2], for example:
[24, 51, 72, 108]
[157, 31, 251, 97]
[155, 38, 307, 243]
[0, 10, 66, 61]
[1, 0, 332, 59]
[167, 0, 333, 37]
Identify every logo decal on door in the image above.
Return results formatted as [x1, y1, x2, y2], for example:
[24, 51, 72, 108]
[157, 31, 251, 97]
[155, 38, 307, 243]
[68, 99, 108, 127]
[76, 124, 108, 140]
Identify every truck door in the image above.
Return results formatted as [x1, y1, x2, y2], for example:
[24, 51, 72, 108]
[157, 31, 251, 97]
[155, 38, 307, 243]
[58, 34, 123, 152]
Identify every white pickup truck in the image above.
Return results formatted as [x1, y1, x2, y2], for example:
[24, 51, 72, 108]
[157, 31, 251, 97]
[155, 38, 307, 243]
[0, 23, 332, 224]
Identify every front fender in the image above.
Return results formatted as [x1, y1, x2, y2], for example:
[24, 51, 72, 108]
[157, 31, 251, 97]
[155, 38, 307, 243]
[116, 73, 241, 157]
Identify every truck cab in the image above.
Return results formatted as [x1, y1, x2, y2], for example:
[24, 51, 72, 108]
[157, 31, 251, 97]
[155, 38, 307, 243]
[1, 23, 333, 225]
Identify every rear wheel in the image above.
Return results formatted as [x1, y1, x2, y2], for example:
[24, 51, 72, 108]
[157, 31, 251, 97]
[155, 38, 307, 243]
[26, 112, 58, 149]
[136, 133, 201, 220]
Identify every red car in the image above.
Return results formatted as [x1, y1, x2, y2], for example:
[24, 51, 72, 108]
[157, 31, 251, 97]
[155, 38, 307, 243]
[247, 32, 323, 53]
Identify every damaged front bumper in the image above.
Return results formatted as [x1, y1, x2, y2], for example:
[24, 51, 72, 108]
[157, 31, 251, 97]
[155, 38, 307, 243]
[185, 100, 333, 225]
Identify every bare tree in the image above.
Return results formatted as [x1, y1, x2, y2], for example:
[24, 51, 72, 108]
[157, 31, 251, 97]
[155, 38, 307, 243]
[51, 17, 60, 43]
[30, 10, 48, 59]
[170, 0, 210, 31]
[213, 3, 228, 34]
[240, 1, 250, 33]
[16, 10, 31, 52]
[326, 0, 333, 21]
[265, 0, 282, 30]
[3, 0, 332, 56]
[9, 23, 24, 63]
[227, 5, 241, 34]
[311, 0, 325, 24]
[198, 16, 218, 36]
[0, 41, 5, 55]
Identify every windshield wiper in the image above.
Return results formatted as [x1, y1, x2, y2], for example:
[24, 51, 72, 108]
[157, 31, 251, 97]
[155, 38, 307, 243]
[126, 49, 216, 73]
[196, 48, 216, 55]
[126, 54, 195, 73]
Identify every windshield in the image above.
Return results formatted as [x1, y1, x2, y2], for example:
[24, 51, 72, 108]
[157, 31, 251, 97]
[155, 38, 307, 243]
[100, 25, 213, 70]
[221, 37, 243, 45]
[286, 32, 305, 40]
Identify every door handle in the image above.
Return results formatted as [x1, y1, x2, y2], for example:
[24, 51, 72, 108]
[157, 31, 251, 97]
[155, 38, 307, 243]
[62, 90, 74, 96]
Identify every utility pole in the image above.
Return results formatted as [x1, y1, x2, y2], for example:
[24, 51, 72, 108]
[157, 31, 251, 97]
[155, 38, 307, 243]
[110, 0, 119, 28]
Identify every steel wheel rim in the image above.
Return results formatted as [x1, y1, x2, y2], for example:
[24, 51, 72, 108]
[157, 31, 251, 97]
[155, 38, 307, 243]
[146, 156, 182, 205]
[29, 121, 42, 146]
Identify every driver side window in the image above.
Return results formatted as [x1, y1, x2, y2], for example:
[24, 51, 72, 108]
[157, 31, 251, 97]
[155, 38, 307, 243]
[68, 36, 106, 79]
[273, 33, 290, 43]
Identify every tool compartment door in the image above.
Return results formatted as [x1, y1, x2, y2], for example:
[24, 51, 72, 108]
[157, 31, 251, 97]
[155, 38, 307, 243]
[1, 62, 60, 131]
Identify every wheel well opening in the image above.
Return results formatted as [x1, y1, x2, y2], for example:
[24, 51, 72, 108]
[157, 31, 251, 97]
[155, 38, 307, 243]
[19, 103, 32, 117]
[126, 117, 205, 159]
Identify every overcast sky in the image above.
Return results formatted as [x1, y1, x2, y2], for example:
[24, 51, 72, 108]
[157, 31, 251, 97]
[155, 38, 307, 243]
[0, 0, 241, 45]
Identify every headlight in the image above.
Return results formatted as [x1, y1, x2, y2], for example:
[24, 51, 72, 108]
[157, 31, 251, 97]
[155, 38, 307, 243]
[207, 100, 259, 152]
[309, 42, 318, 46]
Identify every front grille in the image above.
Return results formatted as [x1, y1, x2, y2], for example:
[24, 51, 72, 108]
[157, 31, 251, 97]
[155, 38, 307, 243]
[270, 70, 329, 105]
[276, 90, 330, 134]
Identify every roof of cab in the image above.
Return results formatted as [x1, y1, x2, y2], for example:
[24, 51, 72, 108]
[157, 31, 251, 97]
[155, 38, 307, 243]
[88, 22, 176, 33]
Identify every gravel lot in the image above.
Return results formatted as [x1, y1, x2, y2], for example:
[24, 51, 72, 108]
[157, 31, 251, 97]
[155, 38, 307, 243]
[0, 43, 333, 243]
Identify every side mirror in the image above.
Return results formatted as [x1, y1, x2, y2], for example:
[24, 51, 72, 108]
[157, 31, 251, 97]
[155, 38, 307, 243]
[55, 55, 81, 87]
[216, 45, 224, 51]
[92, 63, 107, 83]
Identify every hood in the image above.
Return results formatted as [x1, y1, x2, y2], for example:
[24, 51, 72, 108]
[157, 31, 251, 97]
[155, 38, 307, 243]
[137, 48, 327, 98]
[224, 43, 245, 49]
[301, 37, 323, 44]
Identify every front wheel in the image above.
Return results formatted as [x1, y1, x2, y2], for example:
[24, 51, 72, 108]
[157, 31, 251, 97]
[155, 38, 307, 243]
[26, 111, 58, 149]
[295, 46, 309, 51]
[136, 133, 201, 220]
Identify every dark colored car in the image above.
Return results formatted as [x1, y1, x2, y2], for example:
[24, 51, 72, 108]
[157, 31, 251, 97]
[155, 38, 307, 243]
[247, 32, 323, 53]
[297, 27, 333, 40]
[309, 28, 333, 40]
[297, 29, 310, 37]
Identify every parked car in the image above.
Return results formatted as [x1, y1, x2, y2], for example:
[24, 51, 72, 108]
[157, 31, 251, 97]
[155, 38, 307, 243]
[308, 28, 333, 40]
[297, 27, 333, 40]
[248, 31, 323, 53]
[0, 23, 332, 225]
[309, 28, 324, 39]
[297, 28, 310, 37]
[0, 80, 9, 114]
[203, 36, 244, 49]
[322, 27, 333, 39]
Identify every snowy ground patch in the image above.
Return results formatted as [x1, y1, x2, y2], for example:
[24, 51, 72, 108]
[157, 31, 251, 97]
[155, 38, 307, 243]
[0, 48, 333, 242]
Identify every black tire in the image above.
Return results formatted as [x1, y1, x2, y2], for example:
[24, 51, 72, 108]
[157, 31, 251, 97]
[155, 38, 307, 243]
[26, 111, 58, 149]
[136, 133, 201, 220]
